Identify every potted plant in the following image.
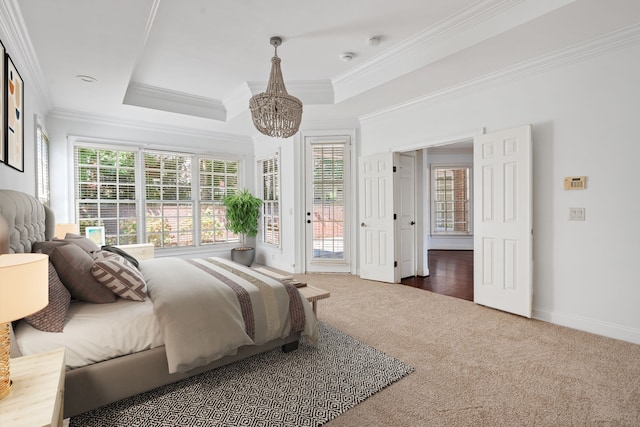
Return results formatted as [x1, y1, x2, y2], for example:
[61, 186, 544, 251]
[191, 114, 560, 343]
[222, 188, 262, 266]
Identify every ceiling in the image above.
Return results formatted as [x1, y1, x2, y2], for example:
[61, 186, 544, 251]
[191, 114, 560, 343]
[15, 0, 640, 139]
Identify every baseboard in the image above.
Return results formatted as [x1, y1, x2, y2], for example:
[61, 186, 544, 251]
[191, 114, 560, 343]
[533, 307, 640, 345]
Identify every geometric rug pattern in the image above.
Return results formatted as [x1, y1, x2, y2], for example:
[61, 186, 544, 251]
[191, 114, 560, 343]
[70, 322, 414, 426]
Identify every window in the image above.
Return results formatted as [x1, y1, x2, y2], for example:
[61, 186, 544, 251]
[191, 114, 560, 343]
[199, 157, 239, 244]
[432, 166, 471, 235]
[36, 122, 50, 205]
[258, 153, 280, 246]
[74, 143, 240, 248]
[75, 146, 138, 245]
[144, 151, 193, 248]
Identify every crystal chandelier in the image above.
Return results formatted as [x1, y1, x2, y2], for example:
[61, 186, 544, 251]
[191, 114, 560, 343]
[249, 37, 302, 139]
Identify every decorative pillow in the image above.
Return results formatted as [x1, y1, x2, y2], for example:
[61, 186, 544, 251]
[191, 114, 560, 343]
[92, 255, 147, 301]
[32, 240, 69, 256]
[100, 245, 140, 268]
[24, 262, 71, 332]
[50, 243, 117, 303]
[92, 249, 119, 261]
[59, 233, 100, 253]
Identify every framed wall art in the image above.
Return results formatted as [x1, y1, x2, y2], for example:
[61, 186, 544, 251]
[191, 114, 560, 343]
[0, 40, 5, 165]
[85, 226, 106, 247]
[6, 54, 24, 172]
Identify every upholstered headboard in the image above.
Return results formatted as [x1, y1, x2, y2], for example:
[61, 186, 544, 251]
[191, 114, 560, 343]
[0, 189, 55, 254]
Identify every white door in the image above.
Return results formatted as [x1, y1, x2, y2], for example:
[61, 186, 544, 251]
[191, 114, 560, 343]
[473, 125, 533, 317]
[304, 136, 351, 273]
[397, 153, 416, 278]
[359, 152, 396, 283]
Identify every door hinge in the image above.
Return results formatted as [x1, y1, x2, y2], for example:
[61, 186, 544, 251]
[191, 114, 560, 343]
[393, 213, 397, 220]
[393, 166, 397, 172]
[394, 261, 398, 267]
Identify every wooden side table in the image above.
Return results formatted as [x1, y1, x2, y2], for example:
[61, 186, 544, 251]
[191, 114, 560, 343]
[0, 347, 65, 427]
[298, 285, 331, 316]
[115, 243, 155, 260]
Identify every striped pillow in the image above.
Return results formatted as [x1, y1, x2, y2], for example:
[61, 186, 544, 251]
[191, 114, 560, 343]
[92, 254, 147, 301]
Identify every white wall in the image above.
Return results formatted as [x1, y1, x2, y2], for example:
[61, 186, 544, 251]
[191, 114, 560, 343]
[253, 134, 302, 273]
[0, 19, 50, 194]
[360, 42, 640, 343]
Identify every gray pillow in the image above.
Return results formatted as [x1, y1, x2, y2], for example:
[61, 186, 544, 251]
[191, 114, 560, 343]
[50, 243, 116, 303]
[32, 240, 69, 256]
[59, 232, 100, 253]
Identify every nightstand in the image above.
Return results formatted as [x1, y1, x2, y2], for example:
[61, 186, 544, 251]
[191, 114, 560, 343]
[0, 348, 65, 427]
[115, 243, 155, 260]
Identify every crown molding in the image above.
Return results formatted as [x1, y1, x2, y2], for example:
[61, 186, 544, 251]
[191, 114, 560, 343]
[49, 107, 252, 145]
[123, 82, 227, 121]
[333, 0, 575, 103]
[123, 78, 335, 124]
[0, 0, 52, 111]
[223, 82, 253, 122]
[360, 22, 640, 124]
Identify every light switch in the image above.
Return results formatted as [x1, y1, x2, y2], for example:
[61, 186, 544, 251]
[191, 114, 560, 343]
[569, 207, 585, 221]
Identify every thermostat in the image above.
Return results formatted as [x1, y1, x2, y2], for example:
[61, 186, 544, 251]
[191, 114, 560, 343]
[564, 176, 586, 190]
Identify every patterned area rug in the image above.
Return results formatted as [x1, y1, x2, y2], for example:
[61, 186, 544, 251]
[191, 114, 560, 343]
[70, 322, 414, 426]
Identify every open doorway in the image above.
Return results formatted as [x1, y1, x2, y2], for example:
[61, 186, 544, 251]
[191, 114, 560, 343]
[401, 250, 473, 301]
[400, 140, 474, 301]
[398, 124, 533, 318]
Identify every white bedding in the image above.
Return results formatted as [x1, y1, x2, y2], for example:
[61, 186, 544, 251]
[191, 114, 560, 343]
[14, 298, 163, 369]
[14, 256, 317, 373]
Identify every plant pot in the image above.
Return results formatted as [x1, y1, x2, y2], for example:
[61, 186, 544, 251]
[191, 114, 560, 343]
[231, 248, 255, 267]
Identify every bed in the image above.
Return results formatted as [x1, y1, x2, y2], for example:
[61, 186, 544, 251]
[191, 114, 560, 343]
[0, 189, 318, 417]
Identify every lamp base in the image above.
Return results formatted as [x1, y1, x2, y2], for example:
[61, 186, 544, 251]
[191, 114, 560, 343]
[0, 322, 13, 400]
[0, 379, 12, 400]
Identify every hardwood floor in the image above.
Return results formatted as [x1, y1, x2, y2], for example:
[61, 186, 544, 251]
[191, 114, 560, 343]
[400, 250, 473, 301]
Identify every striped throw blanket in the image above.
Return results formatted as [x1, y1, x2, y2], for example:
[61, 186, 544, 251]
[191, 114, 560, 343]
[141, 257, 318, 373]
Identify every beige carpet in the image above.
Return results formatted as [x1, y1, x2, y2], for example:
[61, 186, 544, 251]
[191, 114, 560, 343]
[296, 273, 640, 426]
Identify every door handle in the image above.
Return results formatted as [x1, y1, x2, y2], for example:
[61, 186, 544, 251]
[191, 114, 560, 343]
[361, 222, 367, 227]
[410, 221, 415, 225]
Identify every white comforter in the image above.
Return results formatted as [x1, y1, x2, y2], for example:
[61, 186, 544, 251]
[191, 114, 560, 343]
[15, 298, 163, 369]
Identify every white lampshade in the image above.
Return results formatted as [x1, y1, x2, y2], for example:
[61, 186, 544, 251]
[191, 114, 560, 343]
[0, 253, 49, 323]
[54, 223, 78, 239]
[0, 253, 49, 400]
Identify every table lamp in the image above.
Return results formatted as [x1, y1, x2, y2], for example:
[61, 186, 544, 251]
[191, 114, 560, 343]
[0, 253, 49, 399]
[54, 223, 78, 239]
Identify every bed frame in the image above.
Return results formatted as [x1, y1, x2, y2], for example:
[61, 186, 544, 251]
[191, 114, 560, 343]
[0, 189, 299, 417]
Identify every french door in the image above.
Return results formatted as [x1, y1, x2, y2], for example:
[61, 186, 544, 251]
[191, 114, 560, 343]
[473, 125, 533, 317]
[304, 135, 352, 273]
[358, 152, 396, 283]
